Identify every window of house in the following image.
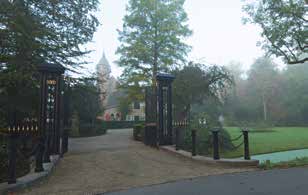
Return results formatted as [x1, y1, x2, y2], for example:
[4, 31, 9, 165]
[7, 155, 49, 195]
[134, 101, 140, 109]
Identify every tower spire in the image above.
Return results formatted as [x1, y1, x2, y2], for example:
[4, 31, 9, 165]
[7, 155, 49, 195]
[97, 50, 111, 75]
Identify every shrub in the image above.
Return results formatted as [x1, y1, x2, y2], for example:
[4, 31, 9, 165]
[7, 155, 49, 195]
[177, 111, 235, 155]
[209, 127, 235, 151]
[133, 124, 144, 141]
[69, 120, 107, 137]
[78, 123, 97, 137]
[180, 126, 211, 155]
[95, 124, 107, 135]
[0, 135, 31, 183]
[180, 126, 235, 155]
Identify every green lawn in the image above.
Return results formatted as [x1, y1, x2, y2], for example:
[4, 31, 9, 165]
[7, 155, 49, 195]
[223, 127, 308, 158]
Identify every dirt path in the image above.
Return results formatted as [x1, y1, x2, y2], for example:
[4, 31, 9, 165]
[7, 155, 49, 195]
[19, 129, 254, 195]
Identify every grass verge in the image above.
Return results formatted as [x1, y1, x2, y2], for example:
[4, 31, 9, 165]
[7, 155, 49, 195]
[259, 157, 308, 170]
[222, 127, 308, 158]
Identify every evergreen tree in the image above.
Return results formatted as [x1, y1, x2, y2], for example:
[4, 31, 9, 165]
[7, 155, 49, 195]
[172, 62, 233, 120]
[116, 0, 192, 88]
[0, 0, 99, 122]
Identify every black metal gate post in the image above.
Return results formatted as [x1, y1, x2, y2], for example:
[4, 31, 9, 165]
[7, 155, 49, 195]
[211, 129, 220, 160]
[36, 71, 47, 171]
[167, 83, 173, 144]
[38, 63, 65, 163]
[62, 128, 69, 154]
[175, 127, 179, 150]
[43, 131, 51, 162]
[54, 75, 61, 154]
[157, 82, 164, 145]
[191, 129, 196, 156]
[61, 78, 70, 156]
[242, 128, 250, 160]
[145, 86, 158, 146]
[156, 73, 175, 146]
[35, 137, 44, 172]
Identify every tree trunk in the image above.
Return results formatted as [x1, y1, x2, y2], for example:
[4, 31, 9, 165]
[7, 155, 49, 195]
[152, 0, 158, 87]
[262, 93, 267, 121]
[153, 48, 158, 86]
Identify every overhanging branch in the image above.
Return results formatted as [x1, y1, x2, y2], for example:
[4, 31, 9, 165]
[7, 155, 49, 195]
[288, 57, 308, 64]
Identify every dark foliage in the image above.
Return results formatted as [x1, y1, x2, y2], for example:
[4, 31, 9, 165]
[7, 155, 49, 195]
[133, 124, 144, 141]
[102, 121, 145, 130]
[0, 0, 99, 126]
[74, 122, 107, 138]
[0, 135, 31, 183]
[172, 62, 233, 120]
[69, 77, 102, 124]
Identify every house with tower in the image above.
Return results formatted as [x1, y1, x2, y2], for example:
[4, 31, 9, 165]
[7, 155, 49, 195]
[96, 52, 145, 121]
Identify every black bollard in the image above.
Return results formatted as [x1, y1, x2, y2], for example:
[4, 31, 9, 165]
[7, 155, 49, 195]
[211, 129, 220, 160]
[175, 127, 179, 151]
[242, 128, 250, 160]
[7, 134, 17, 184]
[191, 129, 196, 156]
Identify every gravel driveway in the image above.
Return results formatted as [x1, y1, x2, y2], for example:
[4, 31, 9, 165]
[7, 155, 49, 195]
[19, 129, 254, 195]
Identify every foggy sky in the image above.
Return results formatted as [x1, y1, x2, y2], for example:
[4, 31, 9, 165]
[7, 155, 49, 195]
[83, 0, 266, 77]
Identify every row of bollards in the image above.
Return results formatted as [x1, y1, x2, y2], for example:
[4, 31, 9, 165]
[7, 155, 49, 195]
[187, 128, 250, 160]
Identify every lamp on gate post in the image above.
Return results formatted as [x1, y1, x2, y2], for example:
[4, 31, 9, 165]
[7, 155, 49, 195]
[36, 63, 65, 169]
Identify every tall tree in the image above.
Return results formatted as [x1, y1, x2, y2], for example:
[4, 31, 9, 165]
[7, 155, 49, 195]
[243, 0, 307, 64]
[172, 62, 233, 120]
[278, 62, 308, 125]
[116, 0, 192, 88]
[0, 0, 99, 122]
[70, 77, 102, 124]
[247, 57, 280, 121]
[1, 0, 99, 69]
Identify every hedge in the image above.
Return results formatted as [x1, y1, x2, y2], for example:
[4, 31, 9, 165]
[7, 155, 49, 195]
[102, 121, 145, 130]
[69, 120, 107, 138]
[0, 135, 31, 183]
[78, 123, 107, 137]
[68, 120, 145, 137]
[133, 124, 144, 141]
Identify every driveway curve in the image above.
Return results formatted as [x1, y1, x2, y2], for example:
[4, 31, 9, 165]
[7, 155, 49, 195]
[20, 129, 254, 195]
